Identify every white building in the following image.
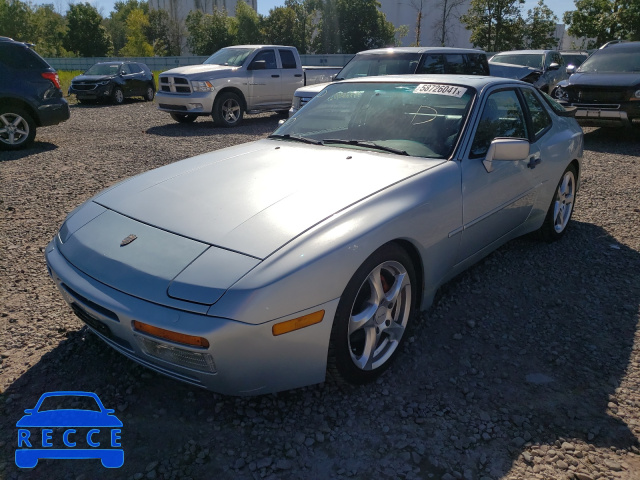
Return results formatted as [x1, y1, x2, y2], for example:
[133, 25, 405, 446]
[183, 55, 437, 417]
[378, 0, 473, 48]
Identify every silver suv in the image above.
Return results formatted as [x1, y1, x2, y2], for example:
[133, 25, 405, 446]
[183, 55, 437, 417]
[289, 47, 489, 116]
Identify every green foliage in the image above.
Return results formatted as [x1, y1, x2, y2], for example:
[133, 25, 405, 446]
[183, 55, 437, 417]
[120, 8, 154, 56]
[562, 0, 640, 48]
[185, 9, 236, 56]
[460, 0, 526, 51]
[234, 0, 263, 44]
[0, 0, 34, 41]
[312, 0, 396, 54]
[147, 8, 181, 56]
[64, 3, 113, 56]
[106, 0, 148, 54]
[262, 0, 314, 52]
[524, 0, 557, 48]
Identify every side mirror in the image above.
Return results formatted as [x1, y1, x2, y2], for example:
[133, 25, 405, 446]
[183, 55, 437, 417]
[248, 60, 266, 71]
[483, 138, 530, 173]
[548, 62, 560, 71]
[566, 64, 576, 75]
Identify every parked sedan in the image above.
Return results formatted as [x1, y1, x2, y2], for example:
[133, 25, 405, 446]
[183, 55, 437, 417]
[490, 50, 568, 93]
[46, 75, 582, 396]
[552, 41, 640, 129]
[69, 61, 155, 105]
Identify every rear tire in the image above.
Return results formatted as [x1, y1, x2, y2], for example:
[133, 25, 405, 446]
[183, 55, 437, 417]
[144, 85, 155, 101]
[328, 244, 416, 385]
[0, 107, 36, 150]
[213, 92, 243, 127]
[170, 113, 197, 124]
[538, 163, 578, 242]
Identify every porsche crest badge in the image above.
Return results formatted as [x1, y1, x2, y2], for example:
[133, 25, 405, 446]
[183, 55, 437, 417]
[120, 234, 137, 247]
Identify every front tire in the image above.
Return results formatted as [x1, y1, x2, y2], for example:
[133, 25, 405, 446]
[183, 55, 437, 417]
[328, 244, 416, 385]
[539, 164, 578, 241]
[0, 108, 36, 150]
[213, 92, 243, 127]
[111, 87, 124, 105]
[170, 113, 197, 124]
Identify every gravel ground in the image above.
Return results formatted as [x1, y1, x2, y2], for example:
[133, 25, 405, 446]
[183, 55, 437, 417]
[1, 100, 640, 480]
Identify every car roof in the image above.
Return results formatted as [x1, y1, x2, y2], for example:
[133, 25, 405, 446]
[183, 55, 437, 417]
[336, 74, 522, 89]
[493, 50, 552, 55]
[357, 47, 485, 55]
[600, 41, 640, 52]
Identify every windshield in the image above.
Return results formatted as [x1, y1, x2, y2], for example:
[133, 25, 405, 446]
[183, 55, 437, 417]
[204, 47, 254, 67]
[336, 53, 422, 80]
[85, 63, 121, 75]
[492, 53, 543, 69]
[578, 47, 640, 73]
[273, 82, 475, 159]
[562, 53, 588, 67]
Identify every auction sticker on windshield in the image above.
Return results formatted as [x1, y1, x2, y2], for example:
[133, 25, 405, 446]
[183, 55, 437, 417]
[414, 84, 467, 97]
[15, 391, 124, 469]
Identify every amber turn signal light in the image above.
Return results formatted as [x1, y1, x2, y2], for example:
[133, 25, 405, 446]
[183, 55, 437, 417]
[272, 310, 324, 336]
[133, 320, 210, 348]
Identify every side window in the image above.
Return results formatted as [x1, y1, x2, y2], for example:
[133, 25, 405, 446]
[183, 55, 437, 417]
[466, 54, 489, 75]
[443, 54, 466, 74]
[120, 64, 132, 74]
[128, 63, 142, 74]
[251, 50, 277, 69]
[470, 90, 528, 158]
[278, 49, 297, 69]
[0, 44, 49, 70]
[554, 52, 564, 66]
[417, 54, 445, 74]
[522, 89, 552, 139]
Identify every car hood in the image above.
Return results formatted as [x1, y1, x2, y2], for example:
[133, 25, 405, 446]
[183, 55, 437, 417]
[60, 140, 441, 306]
[295, 82, 331, 96]
[94, 140, 438, 259]
[73, 74, 115, 82]
[563, 72, 640, 87]
[489, 62, 540, 80]
[160, 64, 237, 77]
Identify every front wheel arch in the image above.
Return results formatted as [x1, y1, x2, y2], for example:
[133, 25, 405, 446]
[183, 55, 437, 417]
[327, 242, 418, 385]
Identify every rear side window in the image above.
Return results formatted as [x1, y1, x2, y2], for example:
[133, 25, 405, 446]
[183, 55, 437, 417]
[128, 63, 142, 73]
[466, 54, 489, 75]
[443, 54, 466, 74]
[0, 43, 49, 70]
[522, 89, 552, 139]
[279, 49, 297, 69]
[418, 54, 445, 74]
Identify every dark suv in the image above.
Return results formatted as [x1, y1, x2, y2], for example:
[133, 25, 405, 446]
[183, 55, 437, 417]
[0, 37, 70, 151]
[552, 42, 640, 129]
[68, 61, 155, 105]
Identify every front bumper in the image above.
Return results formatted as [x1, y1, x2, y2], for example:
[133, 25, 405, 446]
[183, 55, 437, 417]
[559, 101, 640, 128]
[156, 91, 215, 116]
[69, 84, 112, 100]
[45, 238, 337, 396]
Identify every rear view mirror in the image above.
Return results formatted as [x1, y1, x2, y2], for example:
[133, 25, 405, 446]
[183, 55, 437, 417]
[548, 62, 560, 71]
[483, 138, 530, 172]
[248, 60, 266, 71]
[566, 65, 576, 75]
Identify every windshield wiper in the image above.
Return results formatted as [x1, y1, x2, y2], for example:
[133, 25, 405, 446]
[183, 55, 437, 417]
[323, 139, 409, 156]
[268, 134, 323, 145]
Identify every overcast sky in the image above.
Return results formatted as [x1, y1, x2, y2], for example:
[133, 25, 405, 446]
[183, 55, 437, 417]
[47, 0, 578, 25]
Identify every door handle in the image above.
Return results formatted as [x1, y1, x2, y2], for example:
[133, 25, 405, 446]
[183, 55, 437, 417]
[294, 74, 303, 77]
[272, 74, 280, 78]
[527, 155, 541, 169]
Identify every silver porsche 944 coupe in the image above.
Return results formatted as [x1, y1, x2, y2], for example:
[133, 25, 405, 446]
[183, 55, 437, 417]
[46, 75, 583, 395]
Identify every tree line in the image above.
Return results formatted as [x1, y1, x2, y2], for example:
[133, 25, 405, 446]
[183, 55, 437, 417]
[1, 0, 638, 58]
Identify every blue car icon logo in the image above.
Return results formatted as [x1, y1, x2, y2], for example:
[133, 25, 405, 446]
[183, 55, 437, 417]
[15, 391, 123, 468]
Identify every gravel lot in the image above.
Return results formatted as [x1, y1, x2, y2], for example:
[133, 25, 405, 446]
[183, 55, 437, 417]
[1, 100, 639, 480]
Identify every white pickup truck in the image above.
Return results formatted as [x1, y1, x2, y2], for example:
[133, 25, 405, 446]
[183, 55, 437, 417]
[156, 45, 340, 127]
